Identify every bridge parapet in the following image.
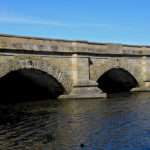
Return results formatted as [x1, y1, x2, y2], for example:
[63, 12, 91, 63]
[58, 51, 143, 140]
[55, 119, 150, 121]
[0, 34, 150, 56]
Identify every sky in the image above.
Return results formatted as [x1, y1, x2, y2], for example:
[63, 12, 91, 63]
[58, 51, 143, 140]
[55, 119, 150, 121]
[0, 0, 150, 45]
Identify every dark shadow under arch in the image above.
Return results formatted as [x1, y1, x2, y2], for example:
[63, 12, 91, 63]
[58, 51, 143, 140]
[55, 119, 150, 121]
[0, 68, 65, 103]
[97, 68, 138, 94]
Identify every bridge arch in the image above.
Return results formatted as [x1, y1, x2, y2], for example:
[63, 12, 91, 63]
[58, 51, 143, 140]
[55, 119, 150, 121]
[97, 68, 139, 93]
[0, 59, 72, 95]
[0, 68, 67, 102]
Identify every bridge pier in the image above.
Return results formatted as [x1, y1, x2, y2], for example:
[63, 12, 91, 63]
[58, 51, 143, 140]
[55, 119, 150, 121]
[59, 80, 106, 99]
[59, 54, 106, 99]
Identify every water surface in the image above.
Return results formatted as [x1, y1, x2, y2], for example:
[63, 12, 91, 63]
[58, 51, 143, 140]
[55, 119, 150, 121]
[0, 93, 150, 150]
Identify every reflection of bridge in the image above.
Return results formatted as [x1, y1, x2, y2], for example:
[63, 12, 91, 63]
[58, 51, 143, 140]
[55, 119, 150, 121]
[0, 34, 150, 99]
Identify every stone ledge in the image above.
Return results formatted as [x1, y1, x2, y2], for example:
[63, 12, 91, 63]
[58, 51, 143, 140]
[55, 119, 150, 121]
[59, 93, 106, 99]
[131, 87, 150, 92]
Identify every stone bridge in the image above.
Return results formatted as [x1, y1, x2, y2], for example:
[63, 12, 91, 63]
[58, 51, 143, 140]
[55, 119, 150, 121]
[0, 34, 150, 99]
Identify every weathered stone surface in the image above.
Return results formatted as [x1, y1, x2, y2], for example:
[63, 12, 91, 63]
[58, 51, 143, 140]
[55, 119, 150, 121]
[0, 34, 150, 98]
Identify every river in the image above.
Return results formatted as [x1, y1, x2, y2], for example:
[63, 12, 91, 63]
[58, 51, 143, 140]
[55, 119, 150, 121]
[0, 92, 150, 150]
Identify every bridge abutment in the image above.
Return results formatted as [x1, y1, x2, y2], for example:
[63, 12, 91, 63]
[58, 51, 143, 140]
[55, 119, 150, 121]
[59, 54, 106, 99]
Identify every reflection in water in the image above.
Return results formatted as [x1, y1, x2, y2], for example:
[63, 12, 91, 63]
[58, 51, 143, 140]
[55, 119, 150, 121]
[0, 93, 150, 150]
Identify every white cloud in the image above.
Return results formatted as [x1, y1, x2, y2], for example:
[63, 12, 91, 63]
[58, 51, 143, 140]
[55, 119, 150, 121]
[0, 13, 111, 29]
[0, 15, 67, 27]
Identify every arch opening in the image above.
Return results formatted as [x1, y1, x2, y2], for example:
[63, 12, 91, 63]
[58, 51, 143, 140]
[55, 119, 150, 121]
[97, 68, 138, 94]
[0, 68, 65, 103]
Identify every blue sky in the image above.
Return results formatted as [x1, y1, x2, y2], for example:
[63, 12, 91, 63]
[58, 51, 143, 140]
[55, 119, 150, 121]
[0, 0, 150, 45]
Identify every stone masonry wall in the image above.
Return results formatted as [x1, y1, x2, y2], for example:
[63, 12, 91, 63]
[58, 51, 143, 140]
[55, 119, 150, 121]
[0, 54, 73, 93]
[90, 56, 150, 87]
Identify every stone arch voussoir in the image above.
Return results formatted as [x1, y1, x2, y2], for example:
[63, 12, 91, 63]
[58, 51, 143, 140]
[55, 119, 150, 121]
[96, 63, 141, 85]
[0, 58, 72, 93]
